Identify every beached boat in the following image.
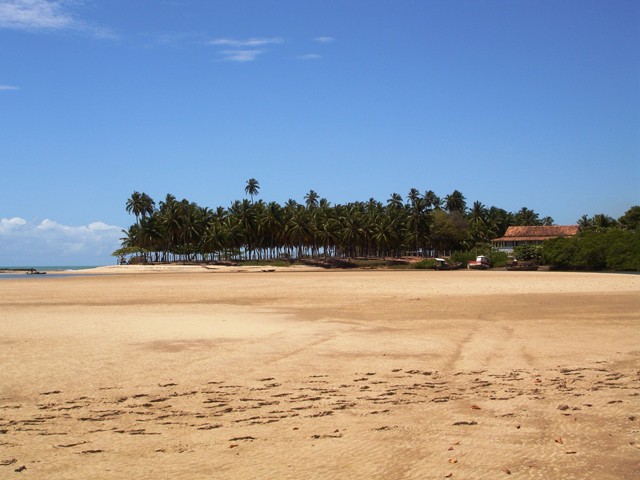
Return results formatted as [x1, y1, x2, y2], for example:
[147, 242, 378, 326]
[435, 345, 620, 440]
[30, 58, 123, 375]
[467, 255, 491, 270]
[434, 258, 463, 270]
[506, 262, 539, 271]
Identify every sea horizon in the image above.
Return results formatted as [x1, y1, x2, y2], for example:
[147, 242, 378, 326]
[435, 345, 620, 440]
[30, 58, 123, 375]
[0, 266, 102, 271]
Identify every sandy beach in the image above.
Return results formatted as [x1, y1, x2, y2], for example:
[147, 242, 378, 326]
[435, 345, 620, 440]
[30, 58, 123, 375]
[1, 268, 638, 479]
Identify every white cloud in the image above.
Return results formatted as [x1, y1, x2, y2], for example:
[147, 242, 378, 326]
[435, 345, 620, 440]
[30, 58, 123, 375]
[0, 84, 19, 90]
[0, 0, 73, 30]
[88, 221, 117, 232]
[0, 216, 123, 265]
[314, 36, 335, 43]
[217, 49, 264, 62]
[0, 216, 27, 232]
[208, 36, 284, 48]
[208, 37, 284, 62]
[0, 0, 116, 39]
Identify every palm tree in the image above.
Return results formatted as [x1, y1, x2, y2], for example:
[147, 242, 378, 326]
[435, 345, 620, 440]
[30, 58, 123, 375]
[259, 201, 284, 259]
[406, 188, 425, 254]
[578, 215, 593, 229]
[424, 190, 441, 210]
[592, 214, 617, 230]
[121, 185, 565, 263]
[386, 202, 409, 257]
[126, 191, 143, 222]
[514, 207, 541, 226]
[140, 193, 155, 218]
[202, 218, 226, 261]
[407, 188, 422, 209]
[304, 189, 320, 209]
[120, 224, 140, 249]
[469, 201, 487, 222]
[468, 201, 489, 244]
[286, 206, 310, 259]
[178, 200, 200, 257]
[387, 193, 403, 210]
[338, 205, 364, 258]
[139, 214, 163, 262]
[245, 178, 260, 203]
[284, 198, 299, 210]
[486, 206, 512, 238]
[126, 191, 155, 223]
[158, 194, 179, 261]
[445, 190, 466, 214]
[317, 216, 338, 259]
[229, 199, 257, 259]
[371, 214, 394, 258]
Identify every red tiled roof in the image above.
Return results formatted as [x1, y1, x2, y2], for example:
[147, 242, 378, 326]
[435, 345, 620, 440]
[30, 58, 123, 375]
[492, 225, 579, 242]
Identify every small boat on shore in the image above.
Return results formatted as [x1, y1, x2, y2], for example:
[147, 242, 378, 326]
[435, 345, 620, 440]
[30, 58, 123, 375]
[434, 258, 463, 270]
[467, 255, 491, 270]
[26, 268, 46, 275]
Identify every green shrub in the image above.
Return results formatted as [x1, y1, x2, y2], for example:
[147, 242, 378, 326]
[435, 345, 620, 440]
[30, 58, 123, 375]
[542, 237, 576, 269]
[572, 233, 607, 270]
[412, 259, 437, 269]
[603, 229, 640, 270]
[542, 229, 640, 271]
[450, 251, 476, 264]
[513, 244, 543, 262]
[488, 251, 509, 267]
[450, 249, 508, 267]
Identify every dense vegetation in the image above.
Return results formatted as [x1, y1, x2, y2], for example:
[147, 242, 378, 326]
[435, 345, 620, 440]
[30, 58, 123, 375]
[115, 180, 553, 264]
[115, 181, 638, 271]
[541, 207, 640, 271]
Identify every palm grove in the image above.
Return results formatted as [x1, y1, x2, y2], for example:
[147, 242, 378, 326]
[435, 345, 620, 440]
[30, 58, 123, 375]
[117, 179, 640, 270]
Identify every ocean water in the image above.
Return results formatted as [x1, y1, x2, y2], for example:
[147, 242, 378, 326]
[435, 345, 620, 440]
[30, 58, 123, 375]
[0, 266, 102, 279]
[0, 266, 100, 271]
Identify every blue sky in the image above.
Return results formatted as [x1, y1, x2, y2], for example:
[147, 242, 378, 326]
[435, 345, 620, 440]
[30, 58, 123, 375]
[1, 0, 638, 266]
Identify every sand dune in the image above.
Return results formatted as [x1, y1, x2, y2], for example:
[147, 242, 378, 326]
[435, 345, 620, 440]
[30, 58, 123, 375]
[1, 270, 638, 479]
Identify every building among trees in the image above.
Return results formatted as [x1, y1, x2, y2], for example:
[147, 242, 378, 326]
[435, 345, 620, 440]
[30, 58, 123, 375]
[491, 225, 579, 253]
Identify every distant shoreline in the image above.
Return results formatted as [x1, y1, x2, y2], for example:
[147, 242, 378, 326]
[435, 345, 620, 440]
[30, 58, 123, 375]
[2, 261, 637, 275]
[0, 266, 99, 273]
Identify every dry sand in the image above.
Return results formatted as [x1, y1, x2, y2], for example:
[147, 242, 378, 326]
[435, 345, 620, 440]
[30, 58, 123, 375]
[1, 268, 639, 479]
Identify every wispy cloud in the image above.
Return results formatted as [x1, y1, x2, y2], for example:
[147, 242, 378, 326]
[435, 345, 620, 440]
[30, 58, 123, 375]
[0, 0, 72, 30]
[217, 49, 265, 63]
[208, 36, 284, 48]
[296, 53, 321, 60]
[0, 0, 116, 39]
[208, 37, 284, 62]
[0, 83, 19, 90]
[0, 216, 122, 265]
[314, 36, 335, 43]
[150, 34, 332, 63]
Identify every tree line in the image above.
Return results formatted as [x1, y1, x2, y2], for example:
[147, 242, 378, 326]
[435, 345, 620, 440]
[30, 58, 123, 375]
[490, 206, 640, 271]
[116, 179, 558, 264]
[542, 206, 640, 271]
